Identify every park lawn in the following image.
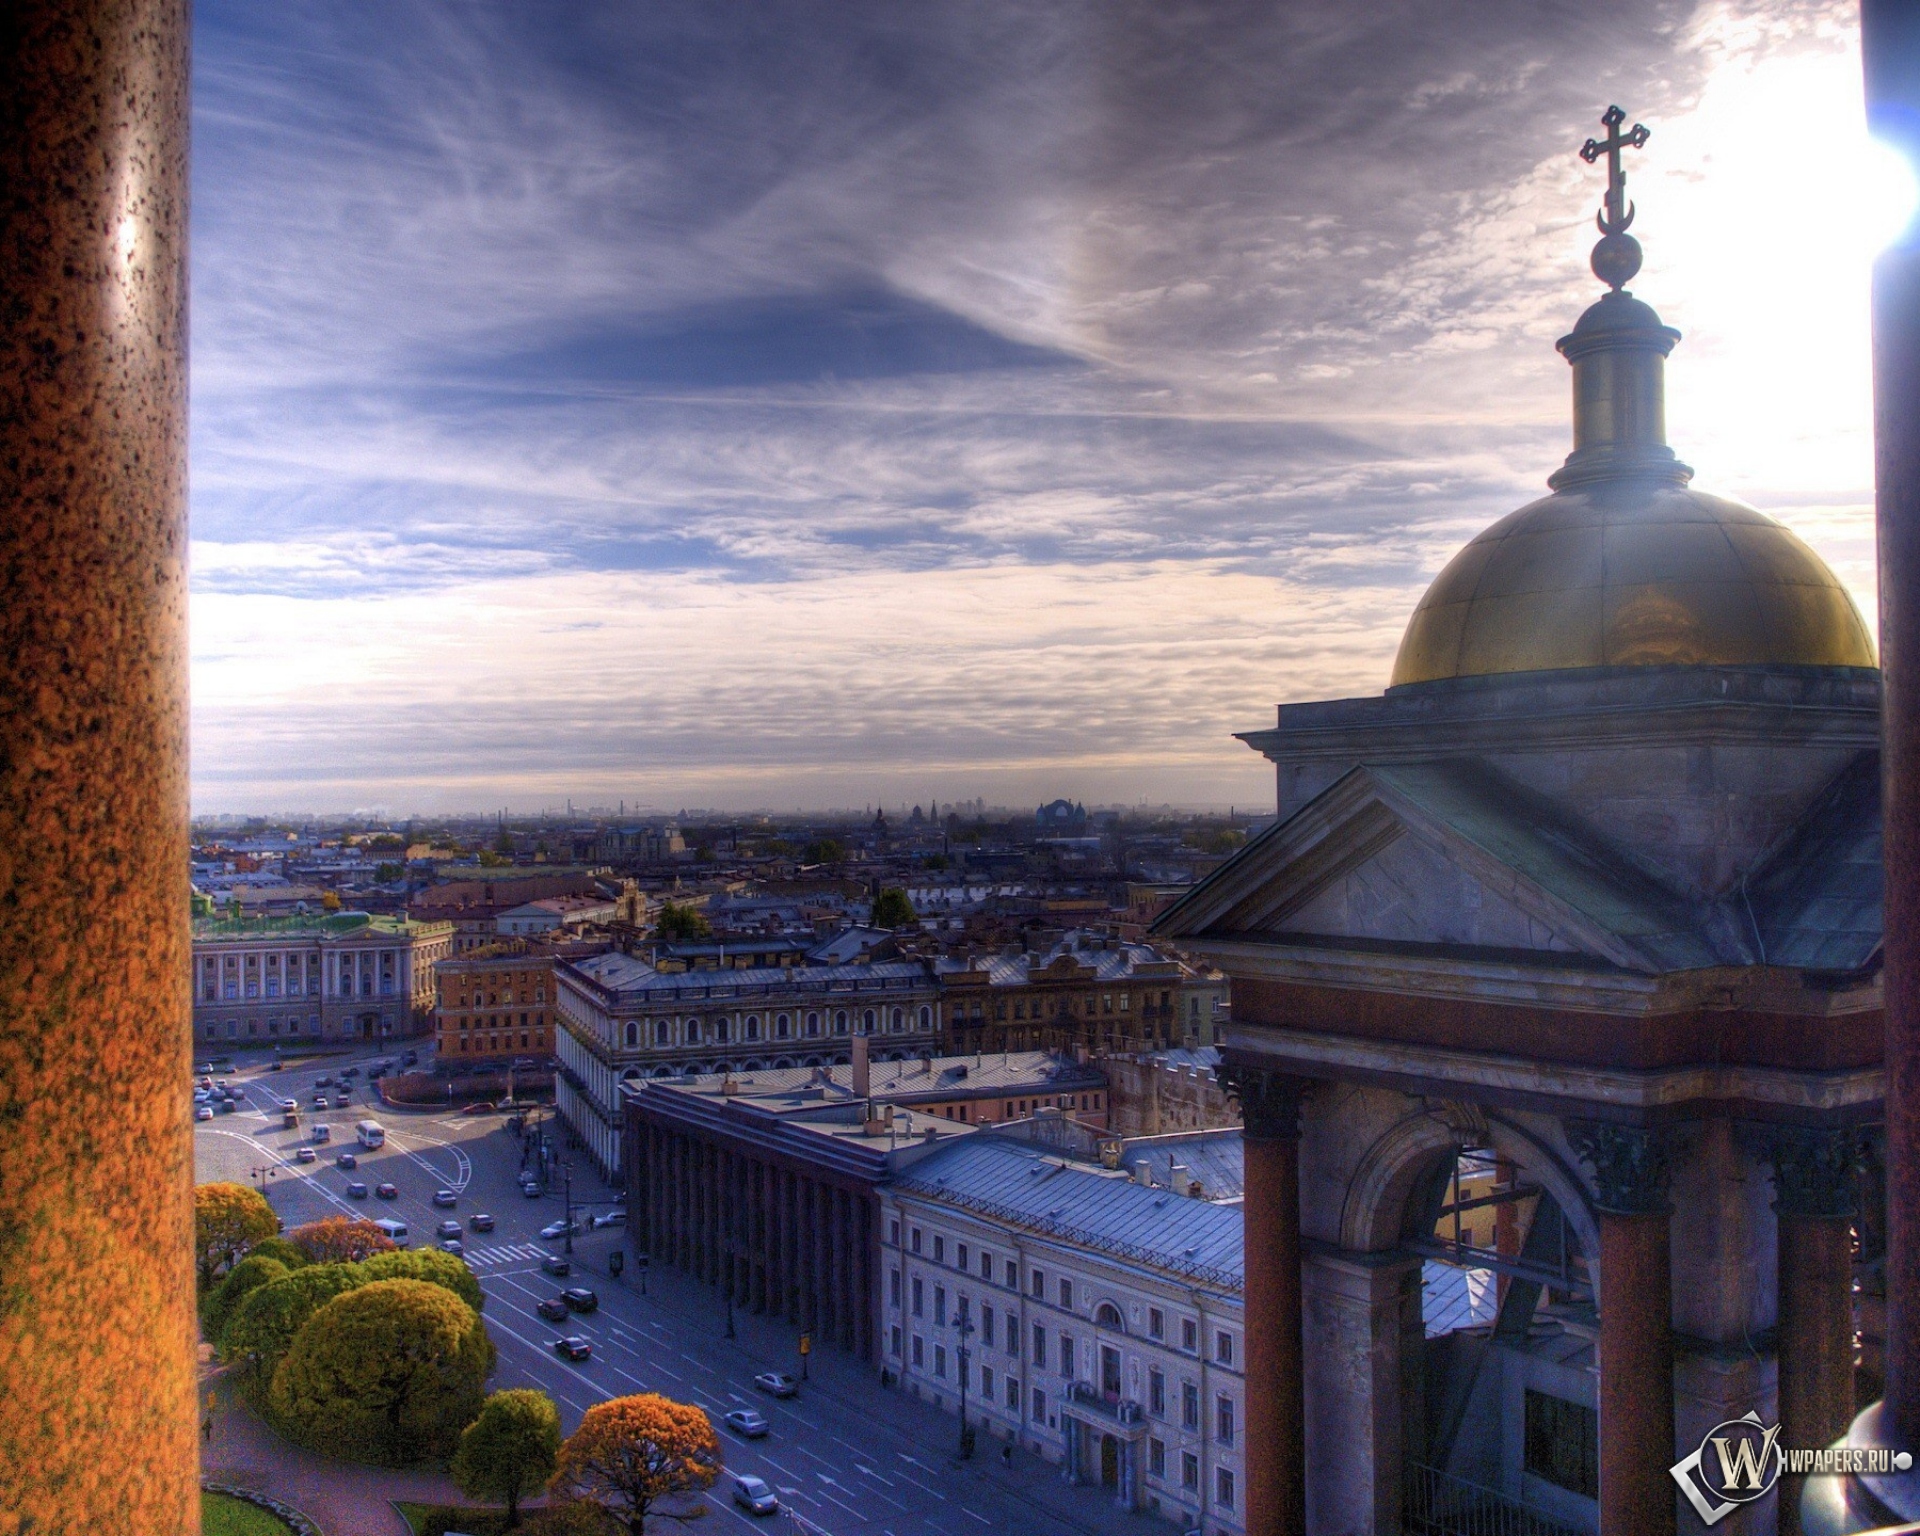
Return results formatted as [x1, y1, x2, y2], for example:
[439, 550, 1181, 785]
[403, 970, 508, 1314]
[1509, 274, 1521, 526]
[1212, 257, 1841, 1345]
[202, 1491, 295, 1536]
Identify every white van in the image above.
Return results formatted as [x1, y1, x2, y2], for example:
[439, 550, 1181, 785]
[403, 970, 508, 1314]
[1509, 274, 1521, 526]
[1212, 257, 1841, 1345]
[311, 1123, 331, 1143]
[371, 1217, 409, 1248]
[356, 1120, 386, 1149]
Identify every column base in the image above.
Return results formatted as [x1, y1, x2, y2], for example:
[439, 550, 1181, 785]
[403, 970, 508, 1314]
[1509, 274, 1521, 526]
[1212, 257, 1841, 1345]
[1798, 1401, 1920, 1535]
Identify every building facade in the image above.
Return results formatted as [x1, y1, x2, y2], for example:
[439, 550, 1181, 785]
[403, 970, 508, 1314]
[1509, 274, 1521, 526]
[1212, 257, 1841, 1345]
[434, 948, 556, 1063]
[881, 1128, 1246, 1536]
[556, 953, 945, 1175]
[191, 913, 452, 1045]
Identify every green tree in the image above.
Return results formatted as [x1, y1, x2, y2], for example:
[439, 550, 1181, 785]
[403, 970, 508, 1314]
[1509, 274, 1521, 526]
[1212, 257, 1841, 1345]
[268, 1278, 495, 1466]
[451, 1389, 562, 1527]
[220, 1261, 367, 1380]
[194, 1182, 279, 1289]
[289, 1216, 397, 1264]
[871, 888, 916, 929]
[552, 1393, 720, 1535]
[201, 1254, 289, 1342]
[802, 837, 845, 864]
[654, 901, 711, 943]
[246, 1236, 311, 1271]
[360, 1247, 486, 1314]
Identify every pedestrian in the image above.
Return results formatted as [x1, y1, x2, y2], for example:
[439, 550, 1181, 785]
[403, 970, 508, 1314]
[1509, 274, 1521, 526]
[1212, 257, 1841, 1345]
[1001, 1442, 1012, 1469]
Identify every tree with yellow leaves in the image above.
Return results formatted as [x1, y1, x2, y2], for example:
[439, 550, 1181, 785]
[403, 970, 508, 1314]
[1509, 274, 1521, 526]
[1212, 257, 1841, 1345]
[551, 1393, 721, 1533]
[288, 1215, 397, 1263]
[194, 1181, 279, 1288]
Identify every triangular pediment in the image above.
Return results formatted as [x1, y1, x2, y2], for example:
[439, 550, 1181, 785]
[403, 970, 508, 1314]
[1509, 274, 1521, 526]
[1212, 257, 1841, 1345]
[1155, 762, 1718, 975]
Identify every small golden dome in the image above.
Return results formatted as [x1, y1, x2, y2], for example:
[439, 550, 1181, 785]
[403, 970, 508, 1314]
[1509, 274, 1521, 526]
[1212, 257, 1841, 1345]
[1390, 482, 1877, 686]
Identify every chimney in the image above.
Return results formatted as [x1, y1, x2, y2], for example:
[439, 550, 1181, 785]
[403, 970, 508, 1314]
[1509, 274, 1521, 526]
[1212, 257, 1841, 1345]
[1132, 1160, 1154, 1186]
[1170, 1161, 1191, 1194]
[852, 1032, 870, 1099]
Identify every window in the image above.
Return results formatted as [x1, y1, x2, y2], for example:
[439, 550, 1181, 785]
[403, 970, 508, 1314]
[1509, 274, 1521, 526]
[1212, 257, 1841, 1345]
[933, 1235, 945, 1264]
[1182, 1382, 1199, 1431]
[656, 1021, 669, 1046]
[1148, 1438, 1165, 1478]
[912, 1336, 924, 1368]
[1182, 1452, 1199, 1492]
[981, 1250, 993, 1280]
[982, 1365, 994, 1399]
[889, 1220, 901, 1247]
[1005, 1259, 1018, 1288]
[934, 1345, 947, 1379]
[1031, 1388, 1046, 1423]
[776, 1013, 790, 1039]
[935, 1286, 946, 1326]
[1149, 1369, 1165, 1417]
[911, 1228, 922, 1254]
[1059, 1334, 1074, 1381]
[957, 1242, 968, 1271]
[1215, 1330, 1234, 1367]
[1148, 1307, 1165, 1341]
[1030, 1268, 1045, 1299]
[981, 1305, 995, 1348]
[1007, 1376, 1021, 1409]
[1215, 1468, 1235, 1510]
[1216, 1394, 1234, 1446]
[1031, 1324, 1046, 1369]
[1182, 1318, 1198, 1352]
[890, 1269, 902, 1308]
[912, 1278, 924, 1317]
[1058, 1278, 1073, 1310]
[1524, 1390, 1599, 1499]
[890, 1325, 902, 1357]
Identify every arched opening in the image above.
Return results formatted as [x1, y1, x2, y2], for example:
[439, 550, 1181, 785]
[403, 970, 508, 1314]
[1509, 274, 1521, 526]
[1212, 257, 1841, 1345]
[1400, 1143, 1596, 1533]
[1095, 1301, 1123, 1331]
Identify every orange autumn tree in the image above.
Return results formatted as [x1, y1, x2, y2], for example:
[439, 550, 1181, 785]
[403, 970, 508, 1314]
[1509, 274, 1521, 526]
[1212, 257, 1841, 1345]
[194, 1181, 279, 1288]
[289, 1216, 397, 1264]
[551, 1393, 721, 1532]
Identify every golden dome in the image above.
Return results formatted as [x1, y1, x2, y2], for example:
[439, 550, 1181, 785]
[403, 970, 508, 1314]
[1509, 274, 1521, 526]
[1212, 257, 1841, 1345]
[1390, 481, 1878, 686]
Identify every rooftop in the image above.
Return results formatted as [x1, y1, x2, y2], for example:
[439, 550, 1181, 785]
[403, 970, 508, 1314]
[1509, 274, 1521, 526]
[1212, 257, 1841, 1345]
[190, 911, 441, 943]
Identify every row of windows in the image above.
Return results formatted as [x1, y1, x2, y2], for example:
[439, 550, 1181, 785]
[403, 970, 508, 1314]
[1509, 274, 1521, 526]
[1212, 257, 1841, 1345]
[450, 1030, 545, 1055]
[887, 1231, 1233, 1360]
[451, 1011, 545, 1030]
[452, 985, 546, 1007]
[617, 1004, 934, 1050]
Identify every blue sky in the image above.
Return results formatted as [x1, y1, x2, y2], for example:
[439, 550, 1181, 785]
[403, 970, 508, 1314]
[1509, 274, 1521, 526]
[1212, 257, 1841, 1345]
[189, 0, 1881, 815]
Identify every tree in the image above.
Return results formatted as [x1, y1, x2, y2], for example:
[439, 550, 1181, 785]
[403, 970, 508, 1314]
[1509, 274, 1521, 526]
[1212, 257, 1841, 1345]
[871, 888, 916, 929]
[359, 1246, 486, 1314]
[451, 1389, 561, 1527]
[268, 1278, 495, 1466]
[321, 890, 342, 912]
[201, 1254, 289, 1342]
[802, 837, 845, 865]
[552, 1393, 721, 1534]
[194, 1181, 279, 1289]
[246, 1236, 311, 1271]
[220, 1261, 368, 1380]
[654, 901, 711, 943]
[289, 1216, 397, 1264]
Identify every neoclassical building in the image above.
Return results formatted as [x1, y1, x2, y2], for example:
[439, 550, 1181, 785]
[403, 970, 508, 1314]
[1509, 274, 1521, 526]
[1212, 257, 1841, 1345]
[1158, 115, 1881, 1536]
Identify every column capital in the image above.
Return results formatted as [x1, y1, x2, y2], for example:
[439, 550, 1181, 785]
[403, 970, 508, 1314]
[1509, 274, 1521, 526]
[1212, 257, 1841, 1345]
[1755, 1124, 1861, 1218]
[1568, 1120, 1673, 1216]
[1218, 1060, 1313, 1142]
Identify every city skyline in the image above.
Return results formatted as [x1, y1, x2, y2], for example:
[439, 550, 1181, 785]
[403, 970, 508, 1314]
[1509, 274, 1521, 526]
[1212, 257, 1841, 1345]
[190, 0, 1890, 814]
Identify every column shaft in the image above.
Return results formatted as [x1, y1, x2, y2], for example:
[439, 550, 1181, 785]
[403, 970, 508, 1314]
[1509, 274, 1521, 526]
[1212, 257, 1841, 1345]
[1243, 1130, 1304, 1536]
[1779, 1212, 1856, 1531]
[1597, 1210, 1675, 1536]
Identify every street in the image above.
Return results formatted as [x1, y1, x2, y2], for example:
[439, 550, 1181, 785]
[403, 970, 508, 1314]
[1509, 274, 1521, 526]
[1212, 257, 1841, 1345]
[193, 1045, 1166, 1536]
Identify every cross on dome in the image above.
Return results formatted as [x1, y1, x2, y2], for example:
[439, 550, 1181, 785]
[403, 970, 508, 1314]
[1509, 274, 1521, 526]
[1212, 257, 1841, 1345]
[1579, 105, 1653, 291]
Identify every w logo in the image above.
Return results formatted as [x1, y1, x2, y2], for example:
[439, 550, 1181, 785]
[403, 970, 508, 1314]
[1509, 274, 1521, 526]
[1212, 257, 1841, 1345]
[1671, 1413, 1784, 1525]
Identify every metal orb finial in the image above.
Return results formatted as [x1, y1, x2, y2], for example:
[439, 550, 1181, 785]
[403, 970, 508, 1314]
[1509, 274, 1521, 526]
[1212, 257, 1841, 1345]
[1579, 105, 1652, 290]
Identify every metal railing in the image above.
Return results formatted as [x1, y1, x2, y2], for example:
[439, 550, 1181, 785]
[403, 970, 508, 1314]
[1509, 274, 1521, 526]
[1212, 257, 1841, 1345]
[1403, 1462, 1584, 1536]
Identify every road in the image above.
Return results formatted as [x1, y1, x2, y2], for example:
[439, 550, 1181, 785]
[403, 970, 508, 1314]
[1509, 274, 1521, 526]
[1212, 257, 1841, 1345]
[193, 1045, 1163, 1536]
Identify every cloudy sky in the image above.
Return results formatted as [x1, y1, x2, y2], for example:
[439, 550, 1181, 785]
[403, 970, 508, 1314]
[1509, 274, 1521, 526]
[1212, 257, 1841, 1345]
[189, 0, 1891, 816]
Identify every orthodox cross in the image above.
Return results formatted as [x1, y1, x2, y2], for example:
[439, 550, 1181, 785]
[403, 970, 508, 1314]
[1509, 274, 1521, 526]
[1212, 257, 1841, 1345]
[1580, 104, 1650, 234]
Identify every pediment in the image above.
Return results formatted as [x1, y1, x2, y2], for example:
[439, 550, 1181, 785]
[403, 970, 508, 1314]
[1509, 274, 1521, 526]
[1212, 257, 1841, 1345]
[1155, 762, 1718, 975]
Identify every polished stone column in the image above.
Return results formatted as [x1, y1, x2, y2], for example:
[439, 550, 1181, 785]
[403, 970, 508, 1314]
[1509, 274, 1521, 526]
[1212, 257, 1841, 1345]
[1, 3, 194, 1527]
[1571, 1123, 1676, 1536]
[1770, 1127, 1859, 1533]
[1222, 1062, 1310, 1536]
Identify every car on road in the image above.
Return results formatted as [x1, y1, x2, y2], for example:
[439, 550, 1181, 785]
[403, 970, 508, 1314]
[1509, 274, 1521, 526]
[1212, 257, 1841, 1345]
[279, 1098, 297, 1112]
[193, 1105, 213, 1122]
[339, 1066, 358, 1079]
[401, 1050, 418, 1066]
[345, 1180, 369, 1198]
[723, 1409, 770, 1440]
[753, 1372, 799, 1399]
[439, 1239, 464, 1256]
[215, 1098, 236, 1114]
[311, 1124, 331, 1144]
[459, 1101, 495, 1116]
[536, 1297, 570, 1322]
[539, 1219, 574, 1240]
[468, 1213, 495, 1233]
[432, 1189, 458, 1208]
[590, 1210, 627, 1229]
[312, 1095, 330, 1110]
[336, 1152, 357, 1169]
[552, 1335, 592, 1361]
[561, 1287, 598, 1313]
[436, 1220, 462, 1239]
[314, 1076, 333, 1088]
[521, 1182, 543, 1199]
[294, 1147, 317, 1164]
[731, 1475, 778, 1515]
[540, 1253, 571, 1277]
[375, 1182, 398, 1200]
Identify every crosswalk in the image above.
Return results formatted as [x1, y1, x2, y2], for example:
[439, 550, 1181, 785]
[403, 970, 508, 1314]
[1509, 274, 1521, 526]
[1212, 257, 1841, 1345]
[464, 1242, 551, 1268]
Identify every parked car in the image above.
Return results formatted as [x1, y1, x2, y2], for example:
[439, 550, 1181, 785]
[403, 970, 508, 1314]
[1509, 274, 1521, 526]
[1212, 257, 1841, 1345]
[335, 1152, 357, 1169]
[539, 1219, 574, 1240]
[731, 1475, 778, 1515]
[459, 1101, 495, 1116]
[536, 1297, 570, 1322]
[193, 1105, 213, 1122]
[561, 1288, 598, 1313]
[215, 1098, 236, 1114]
[468, 1213, 495, 1233]
[438, 1239, 464, 1256]
[540, 1253, 571, 1277]
[723, 1409, 770, 1440]
[375, 1182, 398, 1200]
[552, 1336, 592, 1361]
[753, 1372, 799, 1399]
[294, 1147, 317, 1164]
[521, 1183, 543, 1199]
[345, 1181, 368, 1199]
[432, 1189, 458, 1208]
[436, 1220, 462, 1239]
[590, 1210, 627, 1230]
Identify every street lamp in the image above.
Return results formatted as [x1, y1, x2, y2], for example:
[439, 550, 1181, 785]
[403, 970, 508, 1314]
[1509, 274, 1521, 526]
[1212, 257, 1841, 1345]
[956, 1307, 976, 1458]
[563, 1160, 575, 1256]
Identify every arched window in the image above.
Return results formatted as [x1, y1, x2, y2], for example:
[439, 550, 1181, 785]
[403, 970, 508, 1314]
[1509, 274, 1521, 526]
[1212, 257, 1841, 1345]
[688, 1018, 702, 1044]
[683, 1061, 705, 1078]
[1095, 1302, 1124, 1331]
[743, 1059, 764, 1072]
[890, 1007, 903, 1031]
[716, 1017, 730, 1043]
[918, 1005, 932, 1029]
[655, 1020, 670, 1046]
[651, 1065, 675, 1079]
[862, 1008, 876, 1031]
[746, 1015, 760, 1041]
[773, 1056, 794, 1069]
[806, 1012, 820, 1037]
[833, 1010, 849, 1035]
[775, 1013, 790, 1039]
[625, 1021, 639, 1048]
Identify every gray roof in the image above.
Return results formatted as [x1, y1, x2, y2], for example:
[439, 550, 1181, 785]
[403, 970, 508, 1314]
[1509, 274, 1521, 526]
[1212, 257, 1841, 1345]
[567, 953, 931, 1001]
[1748, 752, 1882, 972]
[932, 931, 1182, 986]
[894, 1134, 1242, 1290]
[1116, 1129, 1244, 1201]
